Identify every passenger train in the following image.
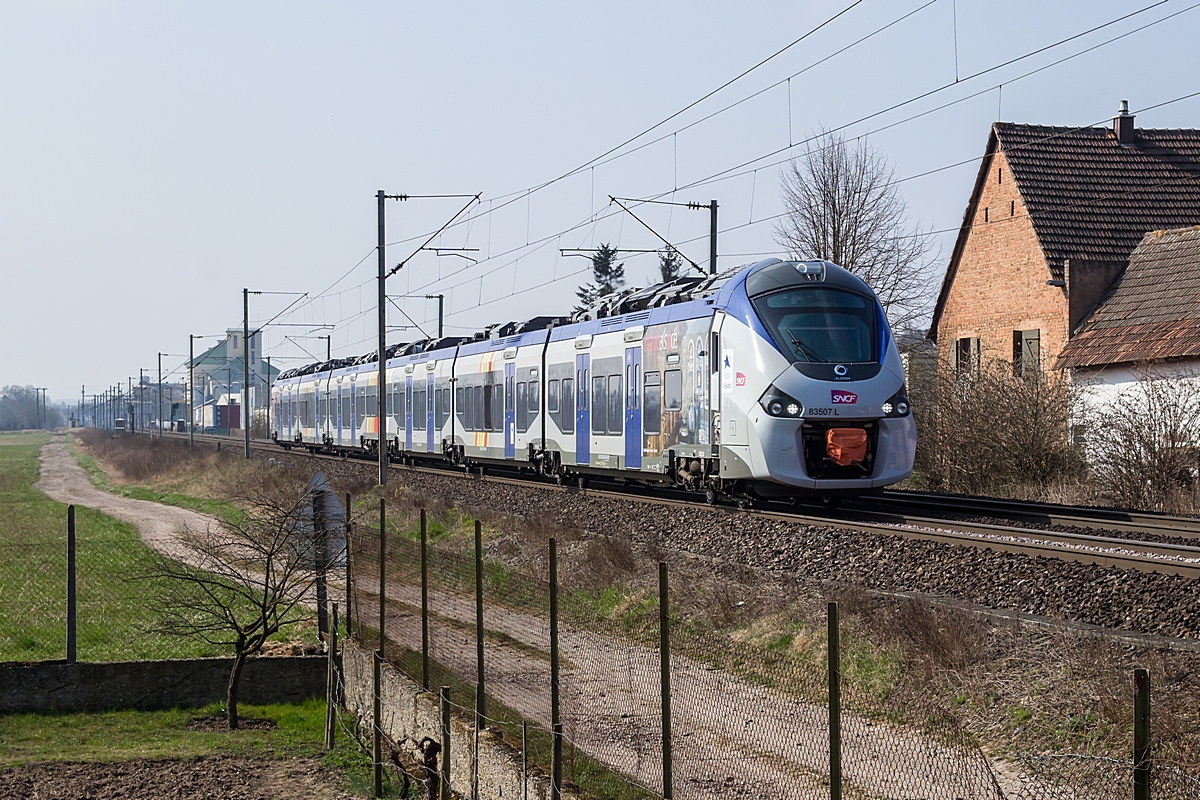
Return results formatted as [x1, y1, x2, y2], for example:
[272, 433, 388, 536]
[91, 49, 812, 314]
[270, 258, 916, 502]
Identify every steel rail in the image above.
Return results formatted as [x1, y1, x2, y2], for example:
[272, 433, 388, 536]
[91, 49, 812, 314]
[879, 490, 1200, 539]
[164, 431, 1200, 580]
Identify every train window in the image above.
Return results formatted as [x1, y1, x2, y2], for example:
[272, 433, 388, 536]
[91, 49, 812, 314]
[393, 386, 404, 425]
[547, 380, 559, 413]
[434, 387, 443, 425]
[752, 288, 875, 364]
[664, 369, 682, 412]
[459, 387, 471, 431]
[367, 387, 377, 417]
[516, 382, 528, 432]
[561, 378, 574, 434]
[356, 391, 365, 421]
[493, 384, 505, 431]
[440, 388, 451, 428]
[607, 375, 622, 435]
[644, 372, 661, 434]
[591, 376, 606, 434]
[341, 395, 351, 429]
[483, 385, 494, 431]
[529, 380, 540, 414]
[474, 386, 484, 431]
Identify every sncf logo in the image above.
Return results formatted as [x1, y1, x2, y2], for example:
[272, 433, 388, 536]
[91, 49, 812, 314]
[831, 390, 858, 405]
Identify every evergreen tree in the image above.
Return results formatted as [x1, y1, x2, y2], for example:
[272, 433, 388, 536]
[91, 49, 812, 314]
[574, 242, 626, 310]
[658, 248, 683, 283]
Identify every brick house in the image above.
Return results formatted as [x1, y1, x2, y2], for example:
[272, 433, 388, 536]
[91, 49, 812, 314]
[930, 104, 1200, 379]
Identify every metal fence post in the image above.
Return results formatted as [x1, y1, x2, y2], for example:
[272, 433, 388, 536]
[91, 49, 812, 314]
[373, 649, 383, 798]
[472, 690, 480, 800]
[326, 602, 338, 751]
[474, 519, 485, 725]
[550, 537, 561, 800]
[659, 561, 673, 800]
[522, 720, 529, 800]
[345, 492, 353, 640]
[422, 508, 429, 690]
[440, 686, 452, 800]
[1134, 668, 1151, 800]
[66, 505, 76, 664]
[829, 601, 842, 800]
[378, 498, 386, 657]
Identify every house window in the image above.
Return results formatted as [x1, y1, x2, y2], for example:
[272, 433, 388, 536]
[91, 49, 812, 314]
[1013, 329, 1040, 379]
[955, 337, 979, 377]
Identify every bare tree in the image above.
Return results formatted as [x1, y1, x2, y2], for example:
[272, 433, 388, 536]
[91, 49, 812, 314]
[147, 480, 341, 729]
[774, 130, 936, 333]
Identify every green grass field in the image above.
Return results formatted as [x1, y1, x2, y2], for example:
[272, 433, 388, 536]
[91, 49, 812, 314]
[0, 431, 314, 662]
[0, 698, 411, 797]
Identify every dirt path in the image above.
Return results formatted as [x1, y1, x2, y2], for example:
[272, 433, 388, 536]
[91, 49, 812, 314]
[34, 433, 215, 562]
[356, 577, 1024, 800]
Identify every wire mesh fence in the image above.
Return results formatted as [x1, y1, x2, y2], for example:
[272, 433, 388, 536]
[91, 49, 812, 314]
[346, 498, 1200, 800]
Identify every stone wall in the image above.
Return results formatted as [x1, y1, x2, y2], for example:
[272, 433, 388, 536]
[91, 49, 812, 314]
[341, 641, 572, 800]
[0, 656, 325, 714]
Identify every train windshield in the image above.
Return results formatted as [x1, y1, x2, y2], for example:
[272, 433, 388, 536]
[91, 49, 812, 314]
[751, 288, 876, 363]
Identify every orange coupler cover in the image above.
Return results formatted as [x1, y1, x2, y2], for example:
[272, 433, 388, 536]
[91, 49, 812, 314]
[825, 428, 867, 467]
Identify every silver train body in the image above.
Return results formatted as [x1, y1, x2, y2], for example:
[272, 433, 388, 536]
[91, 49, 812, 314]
[271, 259, 916, 499]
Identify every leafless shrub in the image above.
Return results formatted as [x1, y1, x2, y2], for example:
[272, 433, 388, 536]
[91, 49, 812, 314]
[144, 478, 341, 729]
[77, 429, 204, 482]
[910, 357, 1086, 494]
[570, 535, 638, 590]
[1085, 370, 1200, 512]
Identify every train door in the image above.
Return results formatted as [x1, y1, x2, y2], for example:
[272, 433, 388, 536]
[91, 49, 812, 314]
[335, 385, 342, 445]
[575, 353, 590, 464]
[405, 375, 413, 451]
[711, 313, 726, 457]
[286, 389, 292, 440]
[349, 383, 357, 442]
[624, 346, 642, 469]
[426, 372, 435, 452]
[504, 362, 515, 459]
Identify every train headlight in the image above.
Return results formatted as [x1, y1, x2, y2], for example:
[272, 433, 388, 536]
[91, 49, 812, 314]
[883, 386, 911, 418]
[759, 386, 803, 418]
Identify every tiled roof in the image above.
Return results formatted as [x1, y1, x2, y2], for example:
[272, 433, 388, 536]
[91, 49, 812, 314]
[996, 123, 1200, 280]
[1057, 226, 1200, 369]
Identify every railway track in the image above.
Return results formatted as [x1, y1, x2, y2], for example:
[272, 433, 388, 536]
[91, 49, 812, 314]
[161, 430, 1200, 580]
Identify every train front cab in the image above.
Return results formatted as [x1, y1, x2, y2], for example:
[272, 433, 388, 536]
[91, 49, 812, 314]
[714, 259, 916, 496]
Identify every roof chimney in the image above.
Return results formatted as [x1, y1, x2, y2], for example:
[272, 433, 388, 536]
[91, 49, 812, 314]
[1114, 99, 1135, 145]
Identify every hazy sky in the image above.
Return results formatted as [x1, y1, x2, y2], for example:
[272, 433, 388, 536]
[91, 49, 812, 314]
[3, 0, 1198, 402]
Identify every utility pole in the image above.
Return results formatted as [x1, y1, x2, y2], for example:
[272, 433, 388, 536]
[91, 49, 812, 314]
[81, 386, 85, 428]
[320, 335, 331, 361]
[709, 199, 718, 276]
[244, 288, 251, 458]
[376, 190, 388, 487]
[377, 189, 480, 486]
[157, 354, 163, 439]
[435, 294, 444, 338]
[189, 335, 195, 446]
[265, 355, 271, 437]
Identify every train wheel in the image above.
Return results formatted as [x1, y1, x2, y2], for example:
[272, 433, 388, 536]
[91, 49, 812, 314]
[821, 494, 841, 510]
[705, 488, 718, 506]
[576, 475, 587, 489]
[555, 473, 565, 487]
